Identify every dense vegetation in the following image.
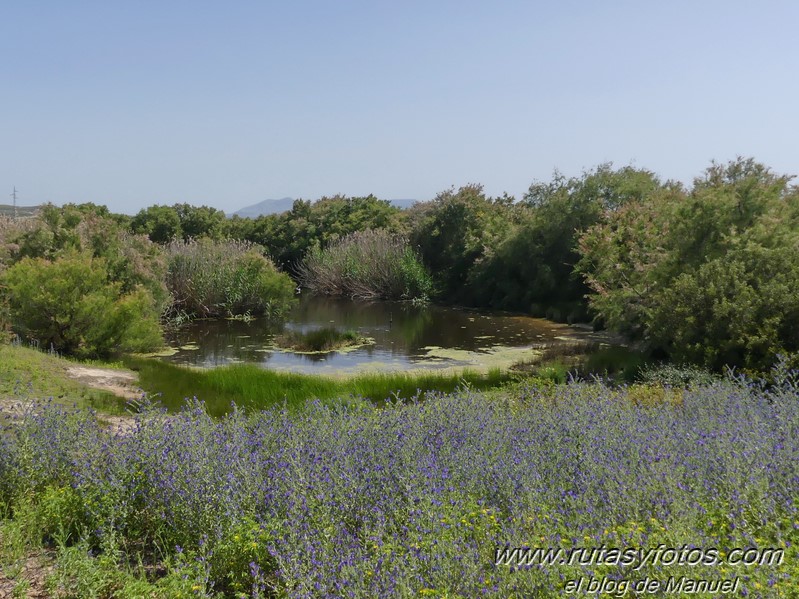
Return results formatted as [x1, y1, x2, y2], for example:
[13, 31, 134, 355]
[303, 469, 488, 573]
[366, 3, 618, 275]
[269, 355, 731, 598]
[0, 206, 297, 356]
[0, 205, 168, 356]
[296, 229, 432, 300]
[1, 374, 797, 596]
[2, 158, 799, 596]
[2, 156, 797, 370]
[224, 195, 403, 270]
[3, 252, 163, 358]
[578, 159, 799, 370]
[165, 239, 296, 319]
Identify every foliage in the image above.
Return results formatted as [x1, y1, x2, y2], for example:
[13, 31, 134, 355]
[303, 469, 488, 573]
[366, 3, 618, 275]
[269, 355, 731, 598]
[297, 229, 432, 300]
[467, 165, 662, 320]
[578, 158, 799, 370]
[131, 203, 226, 244]
[130, 204, 182, 243]
[165, 238, 297, 318]
[408, 184, 516, 302]
[0, 204, 169, 315]
[2, 375, 798, 596]
[225, 195, 403, 270]
[274, 326, 361, 353]
[1, 253, 163, 358]
[637, 362, 720, 387]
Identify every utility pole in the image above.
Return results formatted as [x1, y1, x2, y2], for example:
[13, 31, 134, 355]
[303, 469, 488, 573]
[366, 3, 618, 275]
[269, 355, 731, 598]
[10, 186, 18, 219]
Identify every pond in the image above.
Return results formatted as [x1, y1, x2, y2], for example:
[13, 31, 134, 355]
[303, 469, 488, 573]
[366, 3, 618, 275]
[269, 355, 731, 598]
[159, 295, 595, 375]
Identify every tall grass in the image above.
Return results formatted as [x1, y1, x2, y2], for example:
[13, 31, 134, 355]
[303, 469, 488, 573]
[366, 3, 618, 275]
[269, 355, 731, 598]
[124, 357, 507, 415]
[297, 229, 432, 300]
[165, 239, 297, 319]
[274, 326, 360, 352]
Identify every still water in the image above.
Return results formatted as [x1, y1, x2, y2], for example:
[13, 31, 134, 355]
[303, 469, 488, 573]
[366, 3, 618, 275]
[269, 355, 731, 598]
[161, 295, 582, 375]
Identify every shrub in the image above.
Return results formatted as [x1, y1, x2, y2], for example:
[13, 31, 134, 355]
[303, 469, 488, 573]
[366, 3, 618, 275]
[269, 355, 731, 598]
[297, 229, 432, 300]
[0, 205, 170, 315]
[165, 239, 296, 318]
[638, 363, 720, 387]
[578, 158, 799, 370]
[1, 252, 163, 357]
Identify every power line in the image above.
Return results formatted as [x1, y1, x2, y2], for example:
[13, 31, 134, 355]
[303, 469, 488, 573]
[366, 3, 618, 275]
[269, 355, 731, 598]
[10, 186, 18, 219]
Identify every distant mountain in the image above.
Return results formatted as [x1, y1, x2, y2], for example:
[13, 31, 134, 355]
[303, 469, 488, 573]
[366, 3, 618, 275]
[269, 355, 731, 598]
[388, 199, 417, 210]
[232, 197, 296, 218]
[0, 204, 39, 217]
[232, 197, 417, 218]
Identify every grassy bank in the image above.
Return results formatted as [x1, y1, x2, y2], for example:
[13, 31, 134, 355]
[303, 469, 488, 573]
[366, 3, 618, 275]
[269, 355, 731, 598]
[125, 356, 508, 415]
[0, 345, 128, 414]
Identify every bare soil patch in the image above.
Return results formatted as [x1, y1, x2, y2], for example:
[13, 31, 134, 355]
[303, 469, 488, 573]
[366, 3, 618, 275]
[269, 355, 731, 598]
[64, 366, 141, 401]
[0, 549, 55, 599]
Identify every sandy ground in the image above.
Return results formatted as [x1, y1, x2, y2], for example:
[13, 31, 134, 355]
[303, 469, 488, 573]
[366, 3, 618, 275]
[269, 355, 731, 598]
[64, 366, 142, 401]
[0, 366, 141, 435]
[0, 550, 54, 598]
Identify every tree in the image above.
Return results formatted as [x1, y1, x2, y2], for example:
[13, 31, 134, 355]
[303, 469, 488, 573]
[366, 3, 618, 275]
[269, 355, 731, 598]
[468, 164, 662, 319]
[409, 184, 515, 301]
[173, 203, 226, 241]
[130, 205, 182, 243]
[578, 158, 799, 370]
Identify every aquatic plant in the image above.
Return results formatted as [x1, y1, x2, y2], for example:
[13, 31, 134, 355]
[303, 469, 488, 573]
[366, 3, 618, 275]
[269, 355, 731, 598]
[273, 326, 361, 353]
[297, 229, 432, 301]
[165, 238, 296, 319]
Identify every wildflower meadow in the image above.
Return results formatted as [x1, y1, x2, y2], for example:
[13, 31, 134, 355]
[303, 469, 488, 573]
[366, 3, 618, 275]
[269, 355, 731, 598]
[1, 367, 798, 597]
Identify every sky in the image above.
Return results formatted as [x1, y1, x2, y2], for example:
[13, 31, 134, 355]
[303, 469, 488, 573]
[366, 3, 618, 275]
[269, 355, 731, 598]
[2, 1, 798, 215]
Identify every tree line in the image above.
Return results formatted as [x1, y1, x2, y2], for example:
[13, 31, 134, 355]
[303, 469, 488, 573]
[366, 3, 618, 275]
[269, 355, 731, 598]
[1, 157, 797, 370]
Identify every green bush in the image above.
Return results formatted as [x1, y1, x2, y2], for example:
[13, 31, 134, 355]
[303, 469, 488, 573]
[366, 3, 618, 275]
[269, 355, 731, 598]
[165, 239, 297, 318]
[225, 194, 403, 270]
[637, 363, 719, 387]
[0, 205, 170, 315]
[1, 252, 163, 357]
[297, 229, 432, 300]
[578, 158, 799, 370]
[275, 327, 360, 352]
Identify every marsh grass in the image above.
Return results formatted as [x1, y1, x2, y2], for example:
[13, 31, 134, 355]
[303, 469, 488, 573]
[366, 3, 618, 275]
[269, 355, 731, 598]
[273, 326, 361, 353]
[124, 356, 508, 415]
[297, 229, 432, 300]
[165, 238, 296, 319]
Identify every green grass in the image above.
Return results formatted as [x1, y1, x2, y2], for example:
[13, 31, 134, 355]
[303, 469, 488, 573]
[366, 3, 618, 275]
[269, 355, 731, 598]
[124, 356, 510, 416]
[579, 345, 649, 382]
[0, 345, 129, 414]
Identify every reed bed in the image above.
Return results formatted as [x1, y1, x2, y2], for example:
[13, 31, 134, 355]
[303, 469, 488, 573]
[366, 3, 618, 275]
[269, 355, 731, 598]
[297, 230, 432, 301]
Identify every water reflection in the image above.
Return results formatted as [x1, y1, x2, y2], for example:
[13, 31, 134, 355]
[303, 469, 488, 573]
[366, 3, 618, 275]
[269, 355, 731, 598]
[162, 295, 572, 374]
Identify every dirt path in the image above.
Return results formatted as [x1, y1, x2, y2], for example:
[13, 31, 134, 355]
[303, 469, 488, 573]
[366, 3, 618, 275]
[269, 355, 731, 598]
[64, 366, 142, 401]
[0, 366, 141, 435]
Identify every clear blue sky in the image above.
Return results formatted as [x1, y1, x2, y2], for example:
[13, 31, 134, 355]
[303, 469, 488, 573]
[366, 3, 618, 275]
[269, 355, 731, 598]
[2, 1, 797, 214]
